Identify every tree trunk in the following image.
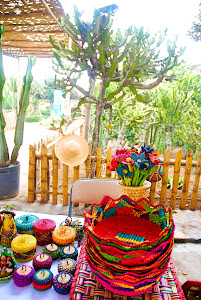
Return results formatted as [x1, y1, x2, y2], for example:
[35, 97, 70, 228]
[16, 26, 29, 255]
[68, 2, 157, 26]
[91, 82, 105, 155]
[84, 79, 95, 142]
[113, 120, 126, 153]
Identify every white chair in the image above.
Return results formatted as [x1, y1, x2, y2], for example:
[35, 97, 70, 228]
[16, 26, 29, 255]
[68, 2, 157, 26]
[68, 178, 121, 217]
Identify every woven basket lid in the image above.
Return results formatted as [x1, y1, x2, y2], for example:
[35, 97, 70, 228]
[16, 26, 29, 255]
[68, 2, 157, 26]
[15, 215, 40, 231]
[52, 226, 76, 245]
[11, 234, 37, 253]
[33, 219, 56, 233]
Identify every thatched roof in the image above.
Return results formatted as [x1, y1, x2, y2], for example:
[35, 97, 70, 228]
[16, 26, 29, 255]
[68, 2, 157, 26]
[0, 0, 69, 58]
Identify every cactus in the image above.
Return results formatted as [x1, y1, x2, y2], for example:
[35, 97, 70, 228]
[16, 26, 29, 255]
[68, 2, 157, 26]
[0, 26, 35, 167]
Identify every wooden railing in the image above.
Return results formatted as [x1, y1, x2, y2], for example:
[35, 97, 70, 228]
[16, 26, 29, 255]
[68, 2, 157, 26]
[28, 147, 201, 210]
[4, 110, 16, 131]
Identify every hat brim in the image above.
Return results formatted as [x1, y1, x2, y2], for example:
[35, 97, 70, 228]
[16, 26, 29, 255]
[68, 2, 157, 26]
[55, 134, 89, 167]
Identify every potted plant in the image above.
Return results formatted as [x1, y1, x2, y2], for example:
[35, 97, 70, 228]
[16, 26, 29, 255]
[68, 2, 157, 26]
[107, 143, 164, 200]
[0, 26, 35, 199]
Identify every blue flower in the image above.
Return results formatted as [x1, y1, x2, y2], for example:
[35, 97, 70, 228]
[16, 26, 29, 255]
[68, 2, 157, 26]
[131, 152, 150, 169]
[116, 165, 132, 178]
[141, 143, 154, 154]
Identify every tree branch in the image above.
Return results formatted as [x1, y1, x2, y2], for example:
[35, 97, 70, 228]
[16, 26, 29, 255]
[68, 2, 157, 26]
[131, 77, 164, 90]
[68, 78, 97, 103]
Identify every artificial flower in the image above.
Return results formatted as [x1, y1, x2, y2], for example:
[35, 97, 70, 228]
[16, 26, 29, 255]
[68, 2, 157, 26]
[131, 152, 149, 169]
[106, 158, 118, 171]
[116, 165, 132, 178]
[140, 143, 154, 154]
[120, 154, 134, 165]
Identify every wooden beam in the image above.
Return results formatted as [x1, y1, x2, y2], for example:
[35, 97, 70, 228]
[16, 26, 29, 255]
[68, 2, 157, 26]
[4, 23, 59, 28]
[4, 30, 64, 34]
[0, 11, 64, 20]
[2, 45, 52, 49]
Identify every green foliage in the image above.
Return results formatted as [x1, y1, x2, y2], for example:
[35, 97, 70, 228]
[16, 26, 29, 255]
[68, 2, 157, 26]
[0, 25, 35, 167]
[25, 114, 40, 123]
[50, 6, 183, 154]
[167, 176, 184, 189]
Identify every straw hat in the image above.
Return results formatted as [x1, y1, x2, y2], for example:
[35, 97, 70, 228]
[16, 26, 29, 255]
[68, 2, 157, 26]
[54, 135, 89, 166]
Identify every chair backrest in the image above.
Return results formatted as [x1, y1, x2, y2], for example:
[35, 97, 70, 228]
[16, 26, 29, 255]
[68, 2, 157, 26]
[70, 178, 121, 204]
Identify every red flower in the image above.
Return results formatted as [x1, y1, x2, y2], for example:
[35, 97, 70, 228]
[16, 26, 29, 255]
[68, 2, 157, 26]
[106, 159, 118, 171]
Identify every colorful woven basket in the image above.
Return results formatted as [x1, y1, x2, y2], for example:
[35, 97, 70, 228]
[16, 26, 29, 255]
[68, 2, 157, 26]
[63, 218, 85, 247]
[52, 226, 76, 247]
[0, 247, 18, 282]
[33, 219, 56, 246]
[69, 242, 186, 300]
[43, 243, 60, 260]
[60, 246, 78, 260]
[13, 265, 34, 287]
[15, 214, 40, 235]
[11, 234, 37, 262]
[84, 195, 174, 296]
[58, 258, 77, 275]
[53, 272, 73, 294]
[32, 269, 53, 291]
[33, 253, 53, 271]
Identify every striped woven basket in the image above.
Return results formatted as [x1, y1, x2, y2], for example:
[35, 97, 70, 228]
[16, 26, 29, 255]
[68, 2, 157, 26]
[84, 195, 174, 296]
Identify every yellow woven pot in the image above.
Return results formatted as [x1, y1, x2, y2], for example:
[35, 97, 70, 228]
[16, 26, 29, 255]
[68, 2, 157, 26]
[11, 234, 37, 262]
[52, 226, 76, 247]
[118, 181, 151, 200]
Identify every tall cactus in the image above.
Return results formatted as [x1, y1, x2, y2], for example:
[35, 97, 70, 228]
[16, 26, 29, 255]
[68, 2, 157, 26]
[0, 25, 35, 167]
[11, 56, 35, 164]
[0, 26, 9, 167]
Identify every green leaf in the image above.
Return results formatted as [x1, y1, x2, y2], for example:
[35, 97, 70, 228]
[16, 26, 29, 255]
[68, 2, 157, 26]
[99, 44, 105, 66]
[108, 59, 117, 77]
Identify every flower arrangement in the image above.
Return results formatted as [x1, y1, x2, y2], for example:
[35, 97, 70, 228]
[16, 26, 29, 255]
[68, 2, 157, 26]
[107, 143, 163, 186]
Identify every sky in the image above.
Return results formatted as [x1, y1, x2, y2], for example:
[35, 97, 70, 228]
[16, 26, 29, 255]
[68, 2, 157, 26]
[3, 0, 201, 82]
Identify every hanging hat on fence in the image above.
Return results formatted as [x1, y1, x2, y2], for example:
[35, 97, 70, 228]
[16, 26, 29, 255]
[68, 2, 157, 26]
[55, 134, 89, 166]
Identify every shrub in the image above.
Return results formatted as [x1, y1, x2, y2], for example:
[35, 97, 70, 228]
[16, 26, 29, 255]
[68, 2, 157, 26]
[25, 114, 40, 123]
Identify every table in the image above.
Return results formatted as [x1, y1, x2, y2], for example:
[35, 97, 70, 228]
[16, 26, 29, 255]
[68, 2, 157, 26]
[0, 211, 83, 300]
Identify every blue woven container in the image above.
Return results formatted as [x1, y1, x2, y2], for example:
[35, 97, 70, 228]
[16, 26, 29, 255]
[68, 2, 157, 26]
[60, 246, 78, 260]
[58, 258, 77, 275]
[53, 272, 73, 294]
[15, 214, 40, 235]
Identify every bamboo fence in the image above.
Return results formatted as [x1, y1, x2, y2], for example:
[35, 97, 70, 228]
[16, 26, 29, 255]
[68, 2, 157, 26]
[4, 110, 16, 131]
[28, 146, 201, 210]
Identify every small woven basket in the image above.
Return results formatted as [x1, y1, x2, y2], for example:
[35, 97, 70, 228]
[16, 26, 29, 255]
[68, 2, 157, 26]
[118, 181, 151, 200]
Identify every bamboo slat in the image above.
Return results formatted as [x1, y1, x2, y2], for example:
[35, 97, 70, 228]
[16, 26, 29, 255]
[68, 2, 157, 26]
[170, 150, 182, 209]
[96, 147, 102, 178]
[160, 150, 170, 204]
[52, 146, 58, 205]
[41, 144, 49, 202]
[73, 166, 80, 207]
[191, 152, 201, 210]
[149, 149, 159, 204]
[63, 164, 69, 206]
[106, 147, 112, 178]
[85, 148, 91, 178]
[180, 150, 194, 209]
[28, 145, 36, 202]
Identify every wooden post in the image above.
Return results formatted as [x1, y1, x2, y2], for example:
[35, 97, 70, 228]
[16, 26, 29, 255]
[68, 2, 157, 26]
[96, 147, 102, 178]
[41, 144, 49, 202]
[106, 147, 112, 178]
[170, 150, 182, 209]
[180, 150, 193, 209]
[28, 145, 36, 202]
[160, 150, 170, 204]
[85, 148, 91, 178]
[52, 146, 58, 205]
[191, 152, 201, 210]
[73, 165, 80, 207]
[149, 150, 159, 204]
[63, 164, 69, 206]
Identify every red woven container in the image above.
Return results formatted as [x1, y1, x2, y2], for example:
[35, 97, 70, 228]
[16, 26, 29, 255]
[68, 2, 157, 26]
[33, 219, 56, 246]
[84, 195, 175, 296]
